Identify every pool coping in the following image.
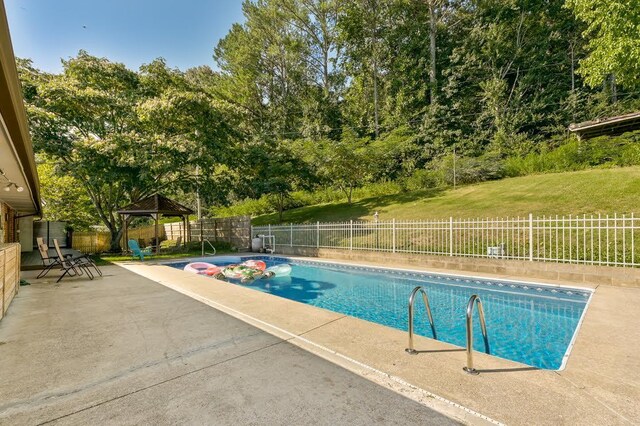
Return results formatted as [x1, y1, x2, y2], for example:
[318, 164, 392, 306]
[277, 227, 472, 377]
[117, 255, 639, 425]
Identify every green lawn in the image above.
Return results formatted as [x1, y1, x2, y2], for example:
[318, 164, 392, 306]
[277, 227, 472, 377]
[253, 167, 640, 225]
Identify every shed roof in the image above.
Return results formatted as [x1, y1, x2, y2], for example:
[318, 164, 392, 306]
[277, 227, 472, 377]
[117, 194, 193, 217]
[569, 112, 640, 140]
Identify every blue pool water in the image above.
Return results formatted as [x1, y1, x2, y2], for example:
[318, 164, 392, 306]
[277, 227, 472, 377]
[167, 256, 591, 370]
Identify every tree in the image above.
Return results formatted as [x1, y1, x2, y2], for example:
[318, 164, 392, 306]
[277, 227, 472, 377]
[248, 143, 313, 222]
[37, 158, 100, 230]
[302, 129, 371, 203]
[19, 53, 234, 251]
[567, 0, 640, 90]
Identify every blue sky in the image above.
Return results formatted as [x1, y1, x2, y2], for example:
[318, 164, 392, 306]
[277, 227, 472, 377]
[5, 0, 245, 73]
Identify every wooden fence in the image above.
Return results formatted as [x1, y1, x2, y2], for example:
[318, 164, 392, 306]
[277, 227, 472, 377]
[72, 232, 112, 253]
[0, 243, 21, 321]
[166, 216, 251, 250]
[71, 216, 251, 253]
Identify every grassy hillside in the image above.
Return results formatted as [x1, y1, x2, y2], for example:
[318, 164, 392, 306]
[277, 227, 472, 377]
[252, 167, 640, 225]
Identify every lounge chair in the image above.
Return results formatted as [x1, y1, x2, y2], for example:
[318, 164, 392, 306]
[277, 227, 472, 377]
[36, 242, 62, 279]
[53, 239, 102, 277]
[128, 239, 153, 260]
[38, 244, 93, 282]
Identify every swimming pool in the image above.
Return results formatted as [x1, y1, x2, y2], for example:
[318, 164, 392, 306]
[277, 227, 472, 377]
[167, 256, 592, 370]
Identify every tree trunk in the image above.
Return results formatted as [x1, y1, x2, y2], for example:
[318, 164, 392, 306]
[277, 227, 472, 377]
[109, 226, 124, 253]
[610, 74, 617, 103]
[277, 193, 285, 223]
[371, 0, 380, 138]
[428, 0, 437, 104]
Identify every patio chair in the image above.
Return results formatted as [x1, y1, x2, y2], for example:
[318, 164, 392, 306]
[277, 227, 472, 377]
[128, 239, 154, 261]
[53, 239, 102, 277]
[36, 242, 62, 279]
[52, 239, 94, 282]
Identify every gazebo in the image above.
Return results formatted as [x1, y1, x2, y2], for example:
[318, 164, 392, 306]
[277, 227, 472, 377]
[117, 194, 194, 253]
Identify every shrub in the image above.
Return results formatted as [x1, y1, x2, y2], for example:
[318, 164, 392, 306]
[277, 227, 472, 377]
[503, 130, 640, 176]
[433, 152, 505, 186]
[402, 169, 442, 191]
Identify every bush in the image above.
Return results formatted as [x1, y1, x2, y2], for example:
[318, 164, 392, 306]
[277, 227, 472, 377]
[504, 130, 640, 177]
[432, 152, 505, 186]
[402, 169, 442, 191]
[211, 180, 405, 219]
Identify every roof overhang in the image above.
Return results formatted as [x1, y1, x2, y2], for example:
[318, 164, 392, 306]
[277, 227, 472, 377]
[569, 112, 640, 140]
[0, 1, 41, 215]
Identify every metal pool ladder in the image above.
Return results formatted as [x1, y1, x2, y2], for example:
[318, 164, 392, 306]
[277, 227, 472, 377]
[463, 294, 490, 375]
[405, 286, 437, 354]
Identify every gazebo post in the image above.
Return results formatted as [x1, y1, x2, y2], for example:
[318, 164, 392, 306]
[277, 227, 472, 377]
[122, 214, 130, 253]
[152, 213, 159, 254]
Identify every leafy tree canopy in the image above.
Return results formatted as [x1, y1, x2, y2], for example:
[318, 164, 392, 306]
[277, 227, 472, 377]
[19, 52, 235, 250]
[567, 0, 640, 89]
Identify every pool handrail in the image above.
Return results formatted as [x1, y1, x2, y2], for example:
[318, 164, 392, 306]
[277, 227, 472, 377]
[463, 294, 490, 375]
[405, 286, 437, 354]
[200, 238, 217, 256]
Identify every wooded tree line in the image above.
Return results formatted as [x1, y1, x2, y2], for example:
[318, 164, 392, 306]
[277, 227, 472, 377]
[18, 0, 640, 248]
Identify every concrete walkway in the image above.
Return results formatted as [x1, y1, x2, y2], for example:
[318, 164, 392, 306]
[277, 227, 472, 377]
[0, 265, 458, 425]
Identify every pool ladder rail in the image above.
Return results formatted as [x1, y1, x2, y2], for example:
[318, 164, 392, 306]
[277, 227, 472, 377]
[404, 288, 490, 375]
[463, 294, 490, 375]
[200, 239, 217, 256]
[405, 286, 437, 354]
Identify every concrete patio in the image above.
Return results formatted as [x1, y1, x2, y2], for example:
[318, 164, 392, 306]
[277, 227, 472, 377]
[0, 265, 458, 425]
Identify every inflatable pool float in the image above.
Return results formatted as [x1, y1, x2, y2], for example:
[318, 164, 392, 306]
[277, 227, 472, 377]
[204, 266, 223, 276]
[266, 264, 292, 277]
[222, 264, 264, 282]
[242, 259, 267, 271]
[184, 262, 216, 274]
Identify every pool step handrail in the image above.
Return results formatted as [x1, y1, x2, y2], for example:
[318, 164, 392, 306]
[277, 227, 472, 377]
[463, 294, 490, 375]
[405, 286, 437, 354]
[201, 239, 217, 256]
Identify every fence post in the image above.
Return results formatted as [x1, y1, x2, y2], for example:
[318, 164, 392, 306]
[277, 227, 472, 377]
[529, 213, 534, 261]
[449, 217, 453, 256]
[392, 219, 396, 253]
[290, 223, 293, 247]
[268, 224, 271, 237]
[316, 221, 320, 248]
[350, 220, 353, 250]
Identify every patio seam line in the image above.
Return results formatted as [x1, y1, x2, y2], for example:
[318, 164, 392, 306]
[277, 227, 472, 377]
[35, 338, 296, 426]
[296, 315, 347, 337]
[552, 371, 635, 425]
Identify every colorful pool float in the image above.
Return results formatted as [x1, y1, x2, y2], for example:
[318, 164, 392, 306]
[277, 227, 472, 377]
[184, 262, 217, 274]
[222, 264, 264, 282]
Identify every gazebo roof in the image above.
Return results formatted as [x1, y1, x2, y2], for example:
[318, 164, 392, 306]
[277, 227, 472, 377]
[117, 194, 194, 217]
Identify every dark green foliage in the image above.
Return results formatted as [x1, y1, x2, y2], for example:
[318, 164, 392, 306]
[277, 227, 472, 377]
[504, 131, 640, 176]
